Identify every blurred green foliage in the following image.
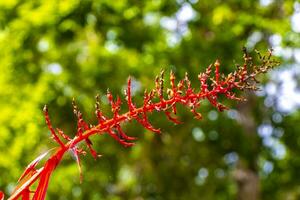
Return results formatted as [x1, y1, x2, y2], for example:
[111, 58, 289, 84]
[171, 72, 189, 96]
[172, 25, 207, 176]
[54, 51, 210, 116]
[1, 0, 300, 199]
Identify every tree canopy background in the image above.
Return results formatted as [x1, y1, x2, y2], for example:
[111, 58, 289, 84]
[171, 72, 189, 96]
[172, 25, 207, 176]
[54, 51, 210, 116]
[1, 0, 300, 199]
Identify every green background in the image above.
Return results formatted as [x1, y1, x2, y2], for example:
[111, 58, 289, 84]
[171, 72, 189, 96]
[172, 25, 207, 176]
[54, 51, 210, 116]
[1, 0, 300, 199]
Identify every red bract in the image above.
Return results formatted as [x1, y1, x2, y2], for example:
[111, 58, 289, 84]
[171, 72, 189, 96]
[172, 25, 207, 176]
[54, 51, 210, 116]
[4, 49, 278, 200]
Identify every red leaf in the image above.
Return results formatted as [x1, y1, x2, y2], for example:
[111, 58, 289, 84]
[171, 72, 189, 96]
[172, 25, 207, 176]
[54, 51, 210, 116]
[18, 149, 52, 182]
[165, 111, 182, 124]
[0, 191, 4, 200]
[9, 168, 44, 200]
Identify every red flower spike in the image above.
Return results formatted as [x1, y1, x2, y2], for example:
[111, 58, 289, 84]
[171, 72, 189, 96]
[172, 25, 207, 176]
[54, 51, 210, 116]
[72, 105, 100, 159]
[72, 98, 79, 116]
[184, 72, 191, 89]
[217, 103, 228, 112]
[95, 94, 107, 124]
[184, 72, 194, 97]
[56, 128, 71, 141]
[143, 90, 153, 108]
[116, 125, 137, 141]
[177, 79, 184, 91]
[198, 71, 209, 92]
[106, 90, 122, 118]
[107, 129, 135, 147]
[126, 77, 136, 112]
[113, 96, 122, 117]
[171, 104, 177, 115]
[106, 89, 113, 106]
[159, 70, 165, 100]
[165, 111, 182, 124]
[192, 109, 203, 120]
[170, 70, 176, 91]
[4, 49, 279, 200]
[135, 114, 161, 134]
[155, 75, 160, 98]
[205, 64, 212, 79]
[43, 105, 65, 147]
[18, 150, 51, 182]
[72, 99, 85, 136]
[214, 59, 220, 84]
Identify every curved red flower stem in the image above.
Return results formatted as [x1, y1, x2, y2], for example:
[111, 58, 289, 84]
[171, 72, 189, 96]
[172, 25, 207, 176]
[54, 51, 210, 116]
[4, 49, 278, 200]
[6, 86, 244, 200]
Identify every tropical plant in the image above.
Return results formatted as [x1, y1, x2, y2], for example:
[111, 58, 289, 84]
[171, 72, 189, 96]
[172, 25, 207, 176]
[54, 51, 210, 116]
[0, 49, 278, 200]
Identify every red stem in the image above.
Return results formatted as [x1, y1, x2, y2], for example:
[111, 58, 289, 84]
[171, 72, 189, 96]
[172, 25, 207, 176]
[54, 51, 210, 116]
[4, 49, 278, 200]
